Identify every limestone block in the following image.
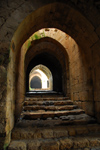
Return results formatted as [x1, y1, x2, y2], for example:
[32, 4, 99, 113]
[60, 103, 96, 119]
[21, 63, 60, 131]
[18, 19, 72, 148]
[73, 138, 89, 149]
[68, 128, 76, 136]
[41, 129, 53, 138]
[89, 138, 100, 147]
[73, 92, 79, 101]
[74, 101, 82, 108]
[60, 138, 73, 150]
[8, 141, 26, 150]
[27, 140, 41, 150]
[79, 91, 89, 101]
[53, 128, 68, 138]
[87, 124, 100, 133]
[12, 128, 41, 140]
[33, 129, 41, 139]
[75, 126, 89, 135]
[20, 130, 35, 139]
[40, 140, 59, 150]
[84, 148, 90, 150]
[81, 101, 94, 116]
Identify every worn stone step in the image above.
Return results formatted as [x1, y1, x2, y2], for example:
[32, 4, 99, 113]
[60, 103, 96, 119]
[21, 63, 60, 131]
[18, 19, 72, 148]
[22, 109, 85, 120]
[24, 100, 73, 106]
[23, 105, 78, 111]
[9, 131, 100, 150]
[11, 123, 99, 140]
[18, 114, 96, 128]
[12, 116, 96, 140]
[25, 97, 69, 101]
[25, 94, 63, 98]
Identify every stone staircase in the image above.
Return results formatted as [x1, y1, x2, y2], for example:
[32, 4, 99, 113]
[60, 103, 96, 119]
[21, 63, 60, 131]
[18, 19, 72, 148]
[21, 96, 95, 125]
[8, 96, 100, 150]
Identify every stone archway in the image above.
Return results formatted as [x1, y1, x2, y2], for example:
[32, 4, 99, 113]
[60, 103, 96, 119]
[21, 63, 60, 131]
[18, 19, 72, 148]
[29, 64, 53, 91]
[3, 2, 100, 148]
[26, 51, 63, 93]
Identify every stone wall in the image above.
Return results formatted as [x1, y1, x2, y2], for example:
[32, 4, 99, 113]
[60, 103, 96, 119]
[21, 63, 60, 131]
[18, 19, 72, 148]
[0, 0, 100, 149]
[0, 66, 7, 150]
[0, 42, 9, 149]
[92, 40, 100, 122]
[15, 36, 69, 120]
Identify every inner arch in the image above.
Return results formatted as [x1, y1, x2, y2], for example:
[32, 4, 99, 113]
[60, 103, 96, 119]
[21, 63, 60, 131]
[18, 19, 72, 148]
[30, 76, 42, 89]
[29, 64, 53, 91]
[26, 52, 63, 93]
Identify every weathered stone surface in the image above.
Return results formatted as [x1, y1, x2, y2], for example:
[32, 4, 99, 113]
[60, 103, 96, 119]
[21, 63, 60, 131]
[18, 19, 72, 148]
[24, 105, 77, 111]
[8, 141, 26, 150]
[27, 140, 41, 150]
[23, 108, 85, 120]
[12, 128, 41, 140]
[60, 138, 73, 150]
[9, 119, 100, 149]
[75, 126, 89, 135]
[0, 66, 7, 85]
[25, 97, 69, 101]
[87, 124, 100, 133]
[81, 101, 94, 116]
[40, 140, 59, 150]
[24, 100, 73, 106]
[1, 0, 100, 148]
[0, 17, 5, 27]
[20, 95, 96, 129]
[53, 128, 68, 138]
[41, 129, 53, 138]
[89, 138, 100, 147]
[68, 128, 76, 136]
[73, 138, 89, 149]
[33, 129, 41, 139]
[0, 65, 7, 139]
[0, 123, 5, 133]
[84, 148, 90, 150]
[0, 137, 5, 150]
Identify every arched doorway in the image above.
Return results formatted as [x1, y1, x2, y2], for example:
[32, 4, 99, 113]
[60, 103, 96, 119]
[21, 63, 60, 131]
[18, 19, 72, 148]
[26, 52, 63, 93]
[29, 64, 53, 91]
[30, 76, 42, 89]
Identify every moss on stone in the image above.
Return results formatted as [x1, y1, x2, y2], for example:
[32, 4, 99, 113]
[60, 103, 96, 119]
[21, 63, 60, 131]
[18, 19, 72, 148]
[4, 143, 9, 150]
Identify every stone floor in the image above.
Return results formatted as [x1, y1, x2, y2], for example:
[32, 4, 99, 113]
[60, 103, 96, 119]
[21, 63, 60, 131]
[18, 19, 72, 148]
[9, 121, 100, 150]
[8, 96, 100, 150]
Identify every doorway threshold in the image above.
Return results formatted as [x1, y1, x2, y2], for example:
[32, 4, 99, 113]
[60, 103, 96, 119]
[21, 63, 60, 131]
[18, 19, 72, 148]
[25, 91, 63, 97]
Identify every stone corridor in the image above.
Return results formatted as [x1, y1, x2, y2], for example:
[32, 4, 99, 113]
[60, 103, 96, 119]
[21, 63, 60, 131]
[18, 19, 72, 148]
[0, 0, 100, 150]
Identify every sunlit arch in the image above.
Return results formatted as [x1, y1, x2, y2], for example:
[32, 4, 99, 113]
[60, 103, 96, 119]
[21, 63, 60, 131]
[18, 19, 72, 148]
[29, 64, 53, 91]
